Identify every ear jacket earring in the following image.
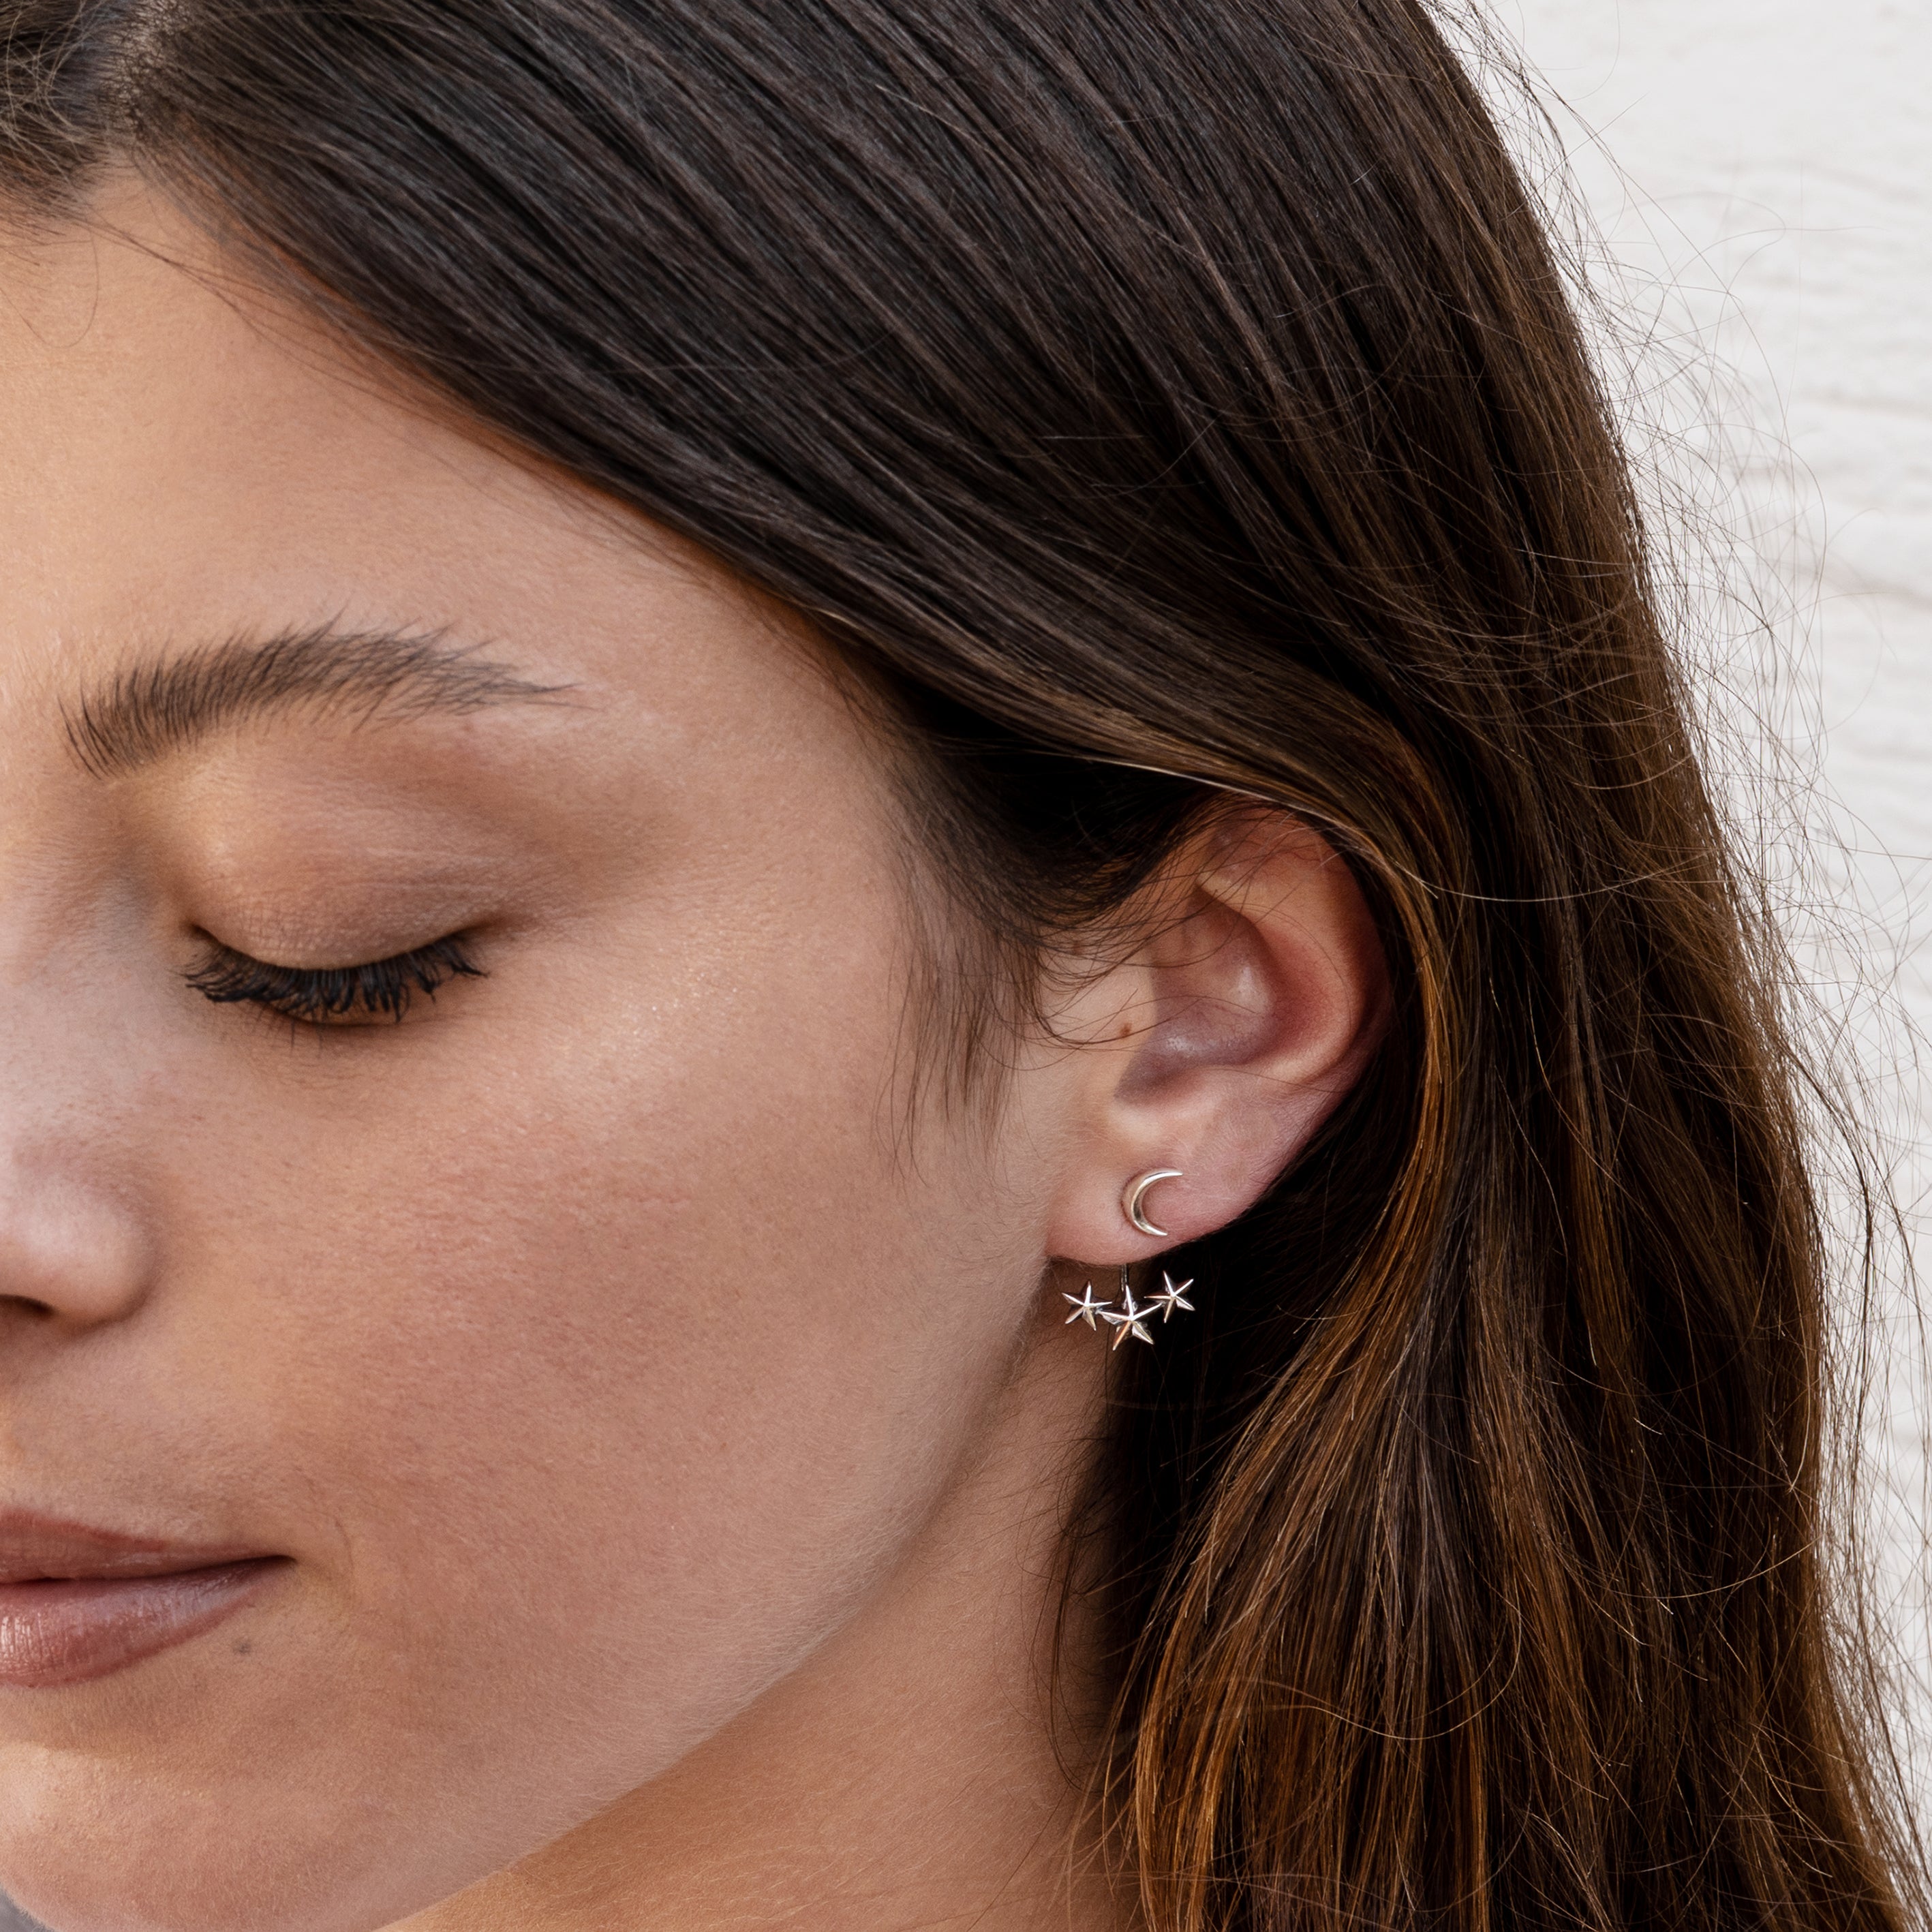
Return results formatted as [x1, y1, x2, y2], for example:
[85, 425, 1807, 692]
[1060, 1168, 1197, 1347]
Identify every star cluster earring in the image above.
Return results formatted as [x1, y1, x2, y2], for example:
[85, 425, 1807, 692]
[1060, 1167, 1198, 1347]
[1062, 1263, 1196, 1347]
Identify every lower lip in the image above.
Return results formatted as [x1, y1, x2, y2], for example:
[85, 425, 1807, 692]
[0, 1560, 284, 1688]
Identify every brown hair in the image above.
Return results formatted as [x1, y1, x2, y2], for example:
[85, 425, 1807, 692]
[3, 0, 1918, 1925]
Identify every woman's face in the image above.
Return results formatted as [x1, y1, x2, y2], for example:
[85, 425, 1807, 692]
[0, 195, 1104, 1929]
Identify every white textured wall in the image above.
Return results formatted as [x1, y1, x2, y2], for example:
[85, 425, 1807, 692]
[1507, 3, 1931, 846]
[1505, 0, 1932, 1785]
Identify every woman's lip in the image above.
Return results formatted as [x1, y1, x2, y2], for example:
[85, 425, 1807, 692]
[0, 1513, 286, 1689]
[0, 1558, 287, 1688]
[0, 1507, 271, 1584]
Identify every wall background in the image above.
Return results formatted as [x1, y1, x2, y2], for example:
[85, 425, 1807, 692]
[1, 3, 1926, 1927]
[1502, 0, 1932, 1790]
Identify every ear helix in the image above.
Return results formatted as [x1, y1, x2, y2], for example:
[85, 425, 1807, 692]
[1060, 1168, 1197, 1348]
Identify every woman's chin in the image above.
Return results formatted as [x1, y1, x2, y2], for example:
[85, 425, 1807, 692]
[0, 1803, 348, 1932]
[0, 1674, 475, 1932]
[0, 1788, 472, 1932]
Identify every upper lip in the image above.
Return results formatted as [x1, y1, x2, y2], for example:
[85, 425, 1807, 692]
[0, 1509, 273, 1584]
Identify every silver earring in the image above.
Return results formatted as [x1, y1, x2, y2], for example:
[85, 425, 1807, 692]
[1122, 1167, 1183, 1237]
[1060, 1162, 1198, 1346]
[1060, 1263, 1197, 1345]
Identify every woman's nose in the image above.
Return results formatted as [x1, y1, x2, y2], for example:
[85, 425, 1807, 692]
[0, 1149, 153, 1326]
[0, 898, 162, 1328]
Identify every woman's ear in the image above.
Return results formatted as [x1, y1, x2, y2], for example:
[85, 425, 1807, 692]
[1041, 811, 1387, 1266]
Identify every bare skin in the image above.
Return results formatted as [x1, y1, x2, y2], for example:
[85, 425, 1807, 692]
[0, 186, 1384, 1932]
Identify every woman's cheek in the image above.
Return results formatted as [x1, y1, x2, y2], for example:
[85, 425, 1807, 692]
[48, 878, 987, 1924]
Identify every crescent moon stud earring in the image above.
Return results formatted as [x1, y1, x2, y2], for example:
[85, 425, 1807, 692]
[1122, 1167, 1184, 1238]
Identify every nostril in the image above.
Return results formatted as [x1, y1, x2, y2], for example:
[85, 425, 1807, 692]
[0, 1167, 155, 1328]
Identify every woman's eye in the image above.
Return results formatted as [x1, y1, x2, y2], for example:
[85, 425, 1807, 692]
[185, 934, 485, 1026]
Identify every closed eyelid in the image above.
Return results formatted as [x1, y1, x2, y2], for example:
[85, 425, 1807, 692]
[186, 934, 487, 1025]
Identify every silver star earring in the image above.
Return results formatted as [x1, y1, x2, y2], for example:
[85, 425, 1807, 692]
[1062, 1278, 1114, 1330]
[1061, 1264, 1150, 1345]
[1104, 1268, 1157, 1348]
[1062, 1263, 1197, 1347]
[1147, 1270, 1195, 1321]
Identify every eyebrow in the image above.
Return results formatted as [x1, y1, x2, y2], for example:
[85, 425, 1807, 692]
[64, 623, 572, 778]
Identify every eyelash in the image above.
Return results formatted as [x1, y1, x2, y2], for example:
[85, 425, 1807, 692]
[185, 935, 485, 1026]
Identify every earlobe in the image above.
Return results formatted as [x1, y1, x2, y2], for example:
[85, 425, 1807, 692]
[1043, 812, 1387, 1268]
